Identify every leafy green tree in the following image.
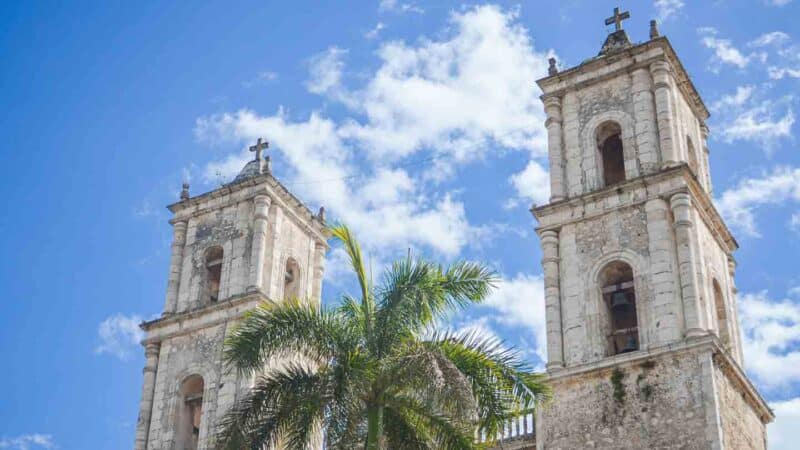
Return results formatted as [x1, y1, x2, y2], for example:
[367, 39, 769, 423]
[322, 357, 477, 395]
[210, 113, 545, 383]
[217, 224, 549, 449]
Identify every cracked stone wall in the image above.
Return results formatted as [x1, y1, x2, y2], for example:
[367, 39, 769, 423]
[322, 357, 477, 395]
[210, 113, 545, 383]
[538, 350, 718, 449]
[715, 362, 768, 450]
[146, 322, 248, 450]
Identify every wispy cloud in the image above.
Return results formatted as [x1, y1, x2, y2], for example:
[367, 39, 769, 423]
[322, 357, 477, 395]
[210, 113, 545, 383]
[748, 31, 791, 48]
[698, 27, 760, 70]
[654, 0, 684, 22]
[717, 166, 800, 237]
[364, 22, 386, 40]
[710, 85, 794, 149]
[0, 434, 56, 450]
[481, 273, 547, 363]
[95, 314, 144, 360]
[242, 71, 278, 88]
[378, 0, 423, 14]
[739, 290, 800, 390]
[196, 5, 553, 257]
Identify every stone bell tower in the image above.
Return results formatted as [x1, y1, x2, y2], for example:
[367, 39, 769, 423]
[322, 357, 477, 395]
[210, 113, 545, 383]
[532, 10, 773, 449]
[133, 140, 329, 450]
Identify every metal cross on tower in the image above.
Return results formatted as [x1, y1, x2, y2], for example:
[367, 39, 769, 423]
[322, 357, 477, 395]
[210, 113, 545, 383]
[249, 138, 269, 161]
[605, 7, 630, 31]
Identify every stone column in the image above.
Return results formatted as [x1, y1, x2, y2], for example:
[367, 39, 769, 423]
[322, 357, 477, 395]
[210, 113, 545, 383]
[645, 198, 681, 344]
[163, 221, 187, 316]
[651, 61, 679, 168]
[311, 241, 326, 305]
[670, 192, 705, 338]
[247, 194, 271, 293]
[632, 68, 660, 173]
[134, 342, 160, 450]
[540, 230, 564, 370]
[701, 124, 713, 193]
[544, 96, 565, 202]
[726, 256, 745, 364]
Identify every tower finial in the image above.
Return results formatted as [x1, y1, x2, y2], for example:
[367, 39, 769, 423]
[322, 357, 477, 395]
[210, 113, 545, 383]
[180, 182, 190, 200]
[649, 19, 660, 39]
[548, 57, 558, 76]
[249, 137, 269, 162]
[604, 7, 630, 32]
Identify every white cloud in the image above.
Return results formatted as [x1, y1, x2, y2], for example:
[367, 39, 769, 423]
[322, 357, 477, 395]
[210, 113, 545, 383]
[748, 31, 791, 48]
[481, 273, 547, 362]
[770, 397, 800, 450]
[709, 85, 754, 111]
[365, 22, 386, 40]
[242, 71, 278, 88]
[195, 6, 554, 256]
[698, 28, 752, 70]
[508, 160, 550, 208]
[378, 0, 424, 14]
[306, 47, 348, 97]
[792, 212, 800, 233]
[718, 102, 794, 146]
[654, 0, 684, 21]
[95, 314, 144, 360]
[764, 0, 793, 5]
[338, 6, 550, 164]
[0, 434, 56, 450]
[739, 291, 800, 389]
[132, 199, 157, 218]
[717, 167, 800, 237]
[710, 86, 794, 148]
[768, 66, 800, 79]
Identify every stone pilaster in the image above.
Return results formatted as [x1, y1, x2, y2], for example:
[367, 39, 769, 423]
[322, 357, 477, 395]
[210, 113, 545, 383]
[632, 68, 660, 173]
[247, 194, 271, 293]
[163, 221, 187, 316]
[701, 124, 713, 194]
[726, 256, 745, 364]
[540, 230, 564, 370]
[544, 96, 565, 202]
[670, 192, 705, 338]
[645, 198, 682, 344]
[651, 61, 679, 168]
[311, 241, 326, 304]
[134, 342, 160, 450]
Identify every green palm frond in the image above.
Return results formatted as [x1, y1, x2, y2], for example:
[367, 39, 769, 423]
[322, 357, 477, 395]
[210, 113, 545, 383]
[216, 364, 328, 450]
[329, 223, 374, 328]
[425, 330, 551, 435]
[223, 299, 355, 377]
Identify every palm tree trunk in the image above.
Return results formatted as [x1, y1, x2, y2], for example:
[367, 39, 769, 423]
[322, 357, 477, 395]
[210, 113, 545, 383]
[365, 405, 383, 450]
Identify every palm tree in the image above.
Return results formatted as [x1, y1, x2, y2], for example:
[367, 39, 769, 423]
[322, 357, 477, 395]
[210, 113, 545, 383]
[217, 224, 549, 449]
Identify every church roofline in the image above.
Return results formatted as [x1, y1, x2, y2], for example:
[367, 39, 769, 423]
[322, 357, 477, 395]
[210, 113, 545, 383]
[166, 171, 331, 244]
[536, 36, 710, 122]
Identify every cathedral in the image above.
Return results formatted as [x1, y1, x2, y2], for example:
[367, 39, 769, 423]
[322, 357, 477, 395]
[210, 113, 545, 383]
[133, 9, 773, 450]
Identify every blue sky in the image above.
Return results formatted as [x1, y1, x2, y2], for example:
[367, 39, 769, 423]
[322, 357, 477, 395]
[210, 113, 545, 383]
[1, 0, 799, 448]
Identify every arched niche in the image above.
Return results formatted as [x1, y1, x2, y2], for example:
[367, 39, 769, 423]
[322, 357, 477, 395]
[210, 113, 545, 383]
[175, 374, 204, 450]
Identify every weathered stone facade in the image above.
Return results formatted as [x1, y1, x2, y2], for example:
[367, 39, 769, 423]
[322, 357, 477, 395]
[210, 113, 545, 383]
[134, 159, 329, 450]
[531, 17, 773, 450]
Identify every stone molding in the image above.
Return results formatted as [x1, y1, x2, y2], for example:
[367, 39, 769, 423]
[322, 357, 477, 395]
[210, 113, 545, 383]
[537, 36, 709, 123]
[167, 174, 330, 247]
[545, 334, 774, 424]
[141, 291, 269, 343]
[531, 164, 737, 255]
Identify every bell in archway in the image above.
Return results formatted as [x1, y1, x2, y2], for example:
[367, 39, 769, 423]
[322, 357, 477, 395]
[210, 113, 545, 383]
[620, 335, 638, 353]
[610, 290, 631, 312]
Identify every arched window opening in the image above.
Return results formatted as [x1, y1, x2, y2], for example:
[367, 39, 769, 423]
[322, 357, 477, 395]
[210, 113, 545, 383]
[284, 258, 301, 299]
[687, 136, 699, 175]
[596, 122, 625, 187]
[176, 375, 204, 450]
[599, 261, 639, 356]
[205, 246, 223, 303]
[713, 280, 731, 350]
